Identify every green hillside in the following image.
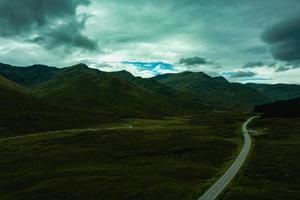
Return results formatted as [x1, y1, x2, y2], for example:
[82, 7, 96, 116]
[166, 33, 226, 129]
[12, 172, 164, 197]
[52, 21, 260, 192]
[0, 74, 31, 103]
[247, 83, 300, 102]
[0, 63, 60, 86]
[0, 74, 114, 137]
[2, 63, 300, 115]
[112, 70, 179, 98]
[112, 70, 206, 110]
[33, 64, 193, 117]
[153, 72, 269, 108]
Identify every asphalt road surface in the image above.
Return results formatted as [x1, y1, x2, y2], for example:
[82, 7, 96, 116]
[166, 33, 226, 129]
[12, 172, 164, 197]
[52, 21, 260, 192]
[198, 116, 258, 200]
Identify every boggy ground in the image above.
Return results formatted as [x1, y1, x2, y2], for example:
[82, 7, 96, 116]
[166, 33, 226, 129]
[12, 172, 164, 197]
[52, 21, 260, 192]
[0, 112, 248, 200]
[223, 117, 300, 200]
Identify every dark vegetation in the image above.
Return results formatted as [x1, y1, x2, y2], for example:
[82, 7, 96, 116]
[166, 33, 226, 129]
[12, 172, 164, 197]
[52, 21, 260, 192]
[255, 97, 300, 117]
[0, 73, 117, 137]
[1, 62, 300, 199]
[33, 64, 199, 116]
[0, 113, 246, 200]
[0, 63, 60, 86]
[1, 62, 300, 136]
[0, 63, 98, 136]
[223, 117, 300, 200]
[247, 83, 300, 101]
[154, 72, 269, 108]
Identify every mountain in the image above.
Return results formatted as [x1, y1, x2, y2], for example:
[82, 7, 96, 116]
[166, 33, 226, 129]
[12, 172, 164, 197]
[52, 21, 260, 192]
[2, 62, 300, 114]
[112, 70, 210, 111]
[153, 71, 269, 108]
[0, 74, 113, 137]
[0, 74, 30, 103]
[0, 74, 54, 135]
[247, 83, 300, 102]
[112, 70, 188, 98]
[255, 98, 300, 117]
[0, 63, 60, 86]
[33, 64, 195, 116]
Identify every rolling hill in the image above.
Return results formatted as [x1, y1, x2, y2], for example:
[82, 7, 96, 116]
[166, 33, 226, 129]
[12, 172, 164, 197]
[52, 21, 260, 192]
[33, 64, 196, 116]
[153, 71, 269, 108]
[0, 74, 114, 137]
[0, 74, 31, 103]
[1, 62, 300, 117]
[111, 70, 206, 110]
[112, 70, 180, 98]
[247, 83, 300, 102]
[0, 63, 60, 86]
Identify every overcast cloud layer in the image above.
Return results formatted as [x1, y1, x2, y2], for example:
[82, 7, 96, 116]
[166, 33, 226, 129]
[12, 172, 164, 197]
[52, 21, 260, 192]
[0, 0, 300, 83]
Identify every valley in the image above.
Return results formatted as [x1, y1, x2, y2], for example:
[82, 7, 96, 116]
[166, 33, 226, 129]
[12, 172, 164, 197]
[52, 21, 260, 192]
[0, 63, 299, 200]
[0, 113, 246, 200]
[1, 1, 299, 199]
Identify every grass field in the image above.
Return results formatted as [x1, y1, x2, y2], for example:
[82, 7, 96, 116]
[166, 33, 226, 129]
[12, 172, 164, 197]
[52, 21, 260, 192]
[223, 117, 300, 200]
[0, 112, 247, 200]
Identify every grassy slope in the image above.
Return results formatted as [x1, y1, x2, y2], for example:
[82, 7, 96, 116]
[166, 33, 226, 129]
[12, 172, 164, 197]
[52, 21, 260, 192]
[112, 70, 182, 98]
[0, 75, 115, 137]
[0, 63, 60, 86]
[153, 72, 268, 109]
[0, 112, 247, 200]
[223, 117, 300, 200]
[34, 65, 204, 117]
[2, 62, 300, 111]
[247, 83, 300, 102]
[112, 70, 208, 111]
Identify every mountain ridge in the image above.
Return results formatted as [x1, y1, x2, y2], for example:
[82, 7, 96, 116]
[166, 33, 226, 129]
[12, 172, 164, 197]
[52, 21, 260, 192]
[1, 62, 300, 135]
[0, 62, 60, 86]
[153, 71, 271, 108]
[1, 62, 300, 111]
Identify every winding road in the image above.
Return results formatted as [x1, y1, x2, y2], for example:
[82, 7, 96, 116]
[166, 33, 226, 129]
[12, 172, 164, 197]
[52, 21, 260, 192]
[198, 116, 258, 200]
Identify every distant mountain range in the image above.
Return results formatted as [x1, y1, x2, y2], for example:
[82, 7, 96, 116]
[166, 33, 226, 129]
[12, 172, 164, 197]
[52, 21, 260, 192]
[153, 72, 269, 108]
[1, 62, 300, 135]
[246, 83, 300, 102]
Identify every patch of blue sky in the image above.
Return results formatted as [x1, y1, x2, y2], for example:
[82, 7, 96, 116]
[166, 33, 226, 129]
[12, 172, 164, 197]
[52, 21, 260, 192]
[240, 77, 271, 81]
[122, 61, 174, 71]
[122, 61, 175, 75]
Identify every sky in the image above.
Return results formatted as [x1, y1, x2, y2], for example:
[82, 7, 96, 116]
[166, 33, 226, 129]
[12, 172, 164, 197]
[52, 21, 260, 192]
[0, 0, 300, 83]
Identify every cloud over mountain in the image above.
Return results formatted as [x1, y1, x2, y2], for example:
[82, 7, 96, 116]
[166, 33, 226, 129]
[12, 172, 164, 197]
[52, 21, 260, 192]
[179, 56, 211, 65]
[225, 71, 257, 78]
[0, 0, 299, 83]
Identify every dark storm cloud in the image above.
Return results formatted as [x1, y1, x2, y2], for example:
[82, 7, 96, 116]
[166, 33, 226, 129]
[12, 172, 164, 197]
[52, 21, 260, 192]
[0, 0, 97, 51]
[243, 61, 265, 68]
[275, 61, 300, 72]
[276, 65, 298, 72]
[261, 16, 300, 62]
[179, 56, 211, 65]
[225, 71, 257, 78]
[27, 20, 98, 51]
